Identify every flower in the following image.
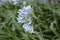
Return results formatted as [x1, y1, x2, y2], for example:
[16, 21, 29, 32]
[12, 0, 18, 5]
[18, 5, 32, 15]
[17, 5, 34, 33]
[23, 5, 32, 12]
[23, 1, 26, 5]
[23, 24, 34, 33]
[17, 5, 32, 23]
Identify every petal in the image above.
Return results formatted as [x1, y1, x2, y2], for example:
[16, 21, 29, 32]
[23, 24, 34, 33]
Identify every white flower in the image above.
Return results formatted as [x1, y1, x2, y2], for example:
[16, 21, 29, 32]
[18, 5, 32, 15]
[17, 5, 32, 23]
[18, 11, 30, 16]
[12, 0, 18, 5]
[17, 5, 34, 33]
[17, 17, 26, 23]
[23, 5, 32, 12]
[23, 24, 34, 33]
[23, 1, 26, 5]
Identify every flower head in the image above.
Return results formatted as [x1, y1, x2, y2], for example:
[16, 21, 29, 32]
[17, 5, 34, 33]
[12, 0, 18, 5]
[23, 1, 26, 5]
[23, 24, 34, 33]
[17, 5, 32, 23]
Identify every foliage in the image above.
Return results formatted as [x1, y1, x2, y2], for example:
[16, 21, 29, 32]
[0, 0, 60, 40]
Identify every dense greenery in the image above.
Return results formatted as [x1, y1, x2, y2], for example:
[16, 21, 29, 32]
[0, 0, 60, 40]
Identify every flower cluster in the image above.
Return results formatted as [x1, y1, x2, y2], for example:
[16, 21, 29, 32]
[12, 0, 18, 5]
[12, 0, 22, 5]
[17, 5, 34, 33]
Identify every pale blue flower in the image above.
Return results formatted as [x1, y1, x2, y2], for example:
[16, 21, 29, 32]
[17, 5, 34, 33]
[12, 0, 18, 5]
[17, 16, 26, 23]
[23, 1, 26, 5]
[18, 5, 32, 16]
[23, 24, 34, 33]
[23, 5, 32, 12]
[18, 11, 30, 16]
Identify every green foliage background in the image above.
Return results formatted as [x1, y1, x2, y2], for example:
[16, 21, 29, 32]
[0, 0, 60, 40]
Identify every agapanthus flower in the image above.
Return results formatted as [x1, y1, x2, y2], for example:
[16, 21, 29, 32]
[23, 24, 34, 33]
[17, 5, 32, 23]
[18, 5, 32, 16]
[17, 5, 34, 33]
[12, 0, 18, 5]
[23, 1, 26, 5]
